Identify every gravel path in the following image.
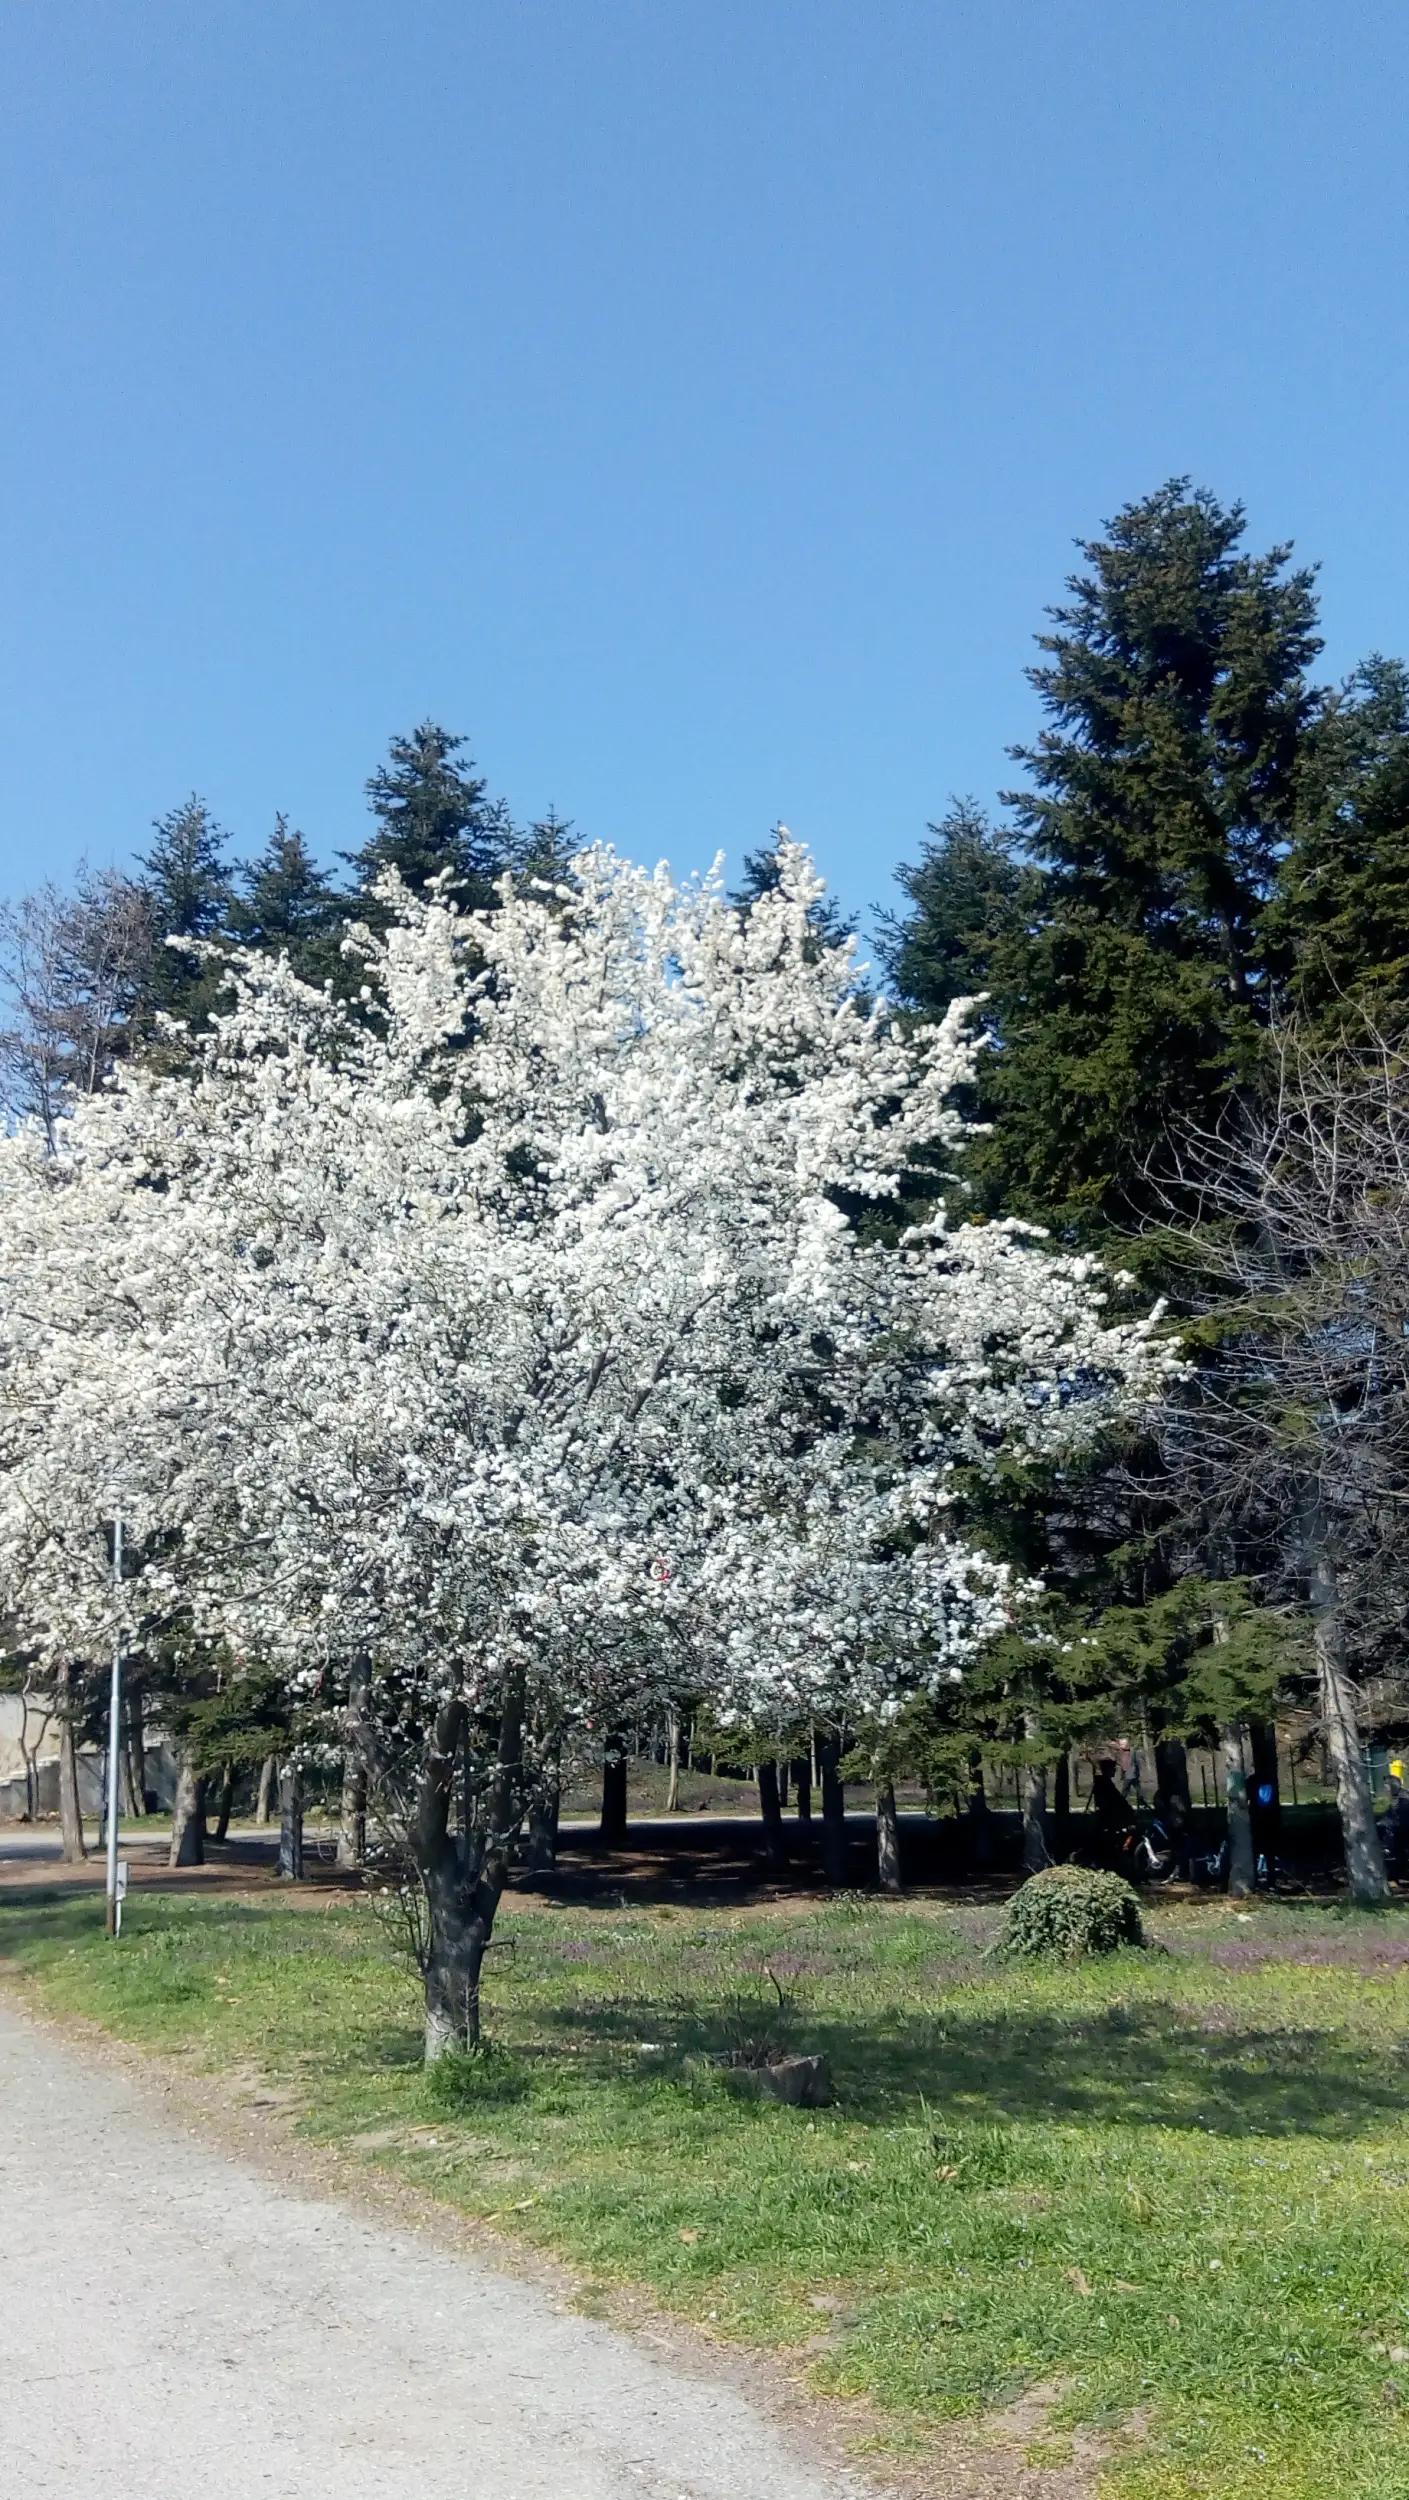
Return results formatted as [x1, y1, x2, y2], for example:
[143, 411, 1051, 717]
[0, 1998, 867, 2500]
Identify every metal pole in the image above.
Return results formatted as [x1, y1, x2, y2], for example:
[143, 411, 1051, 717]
[105, 1515, 123, 1939]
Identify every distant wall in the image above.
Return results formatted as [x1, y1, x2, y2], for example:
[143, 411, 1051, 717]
[0, 1692, 178, 1821]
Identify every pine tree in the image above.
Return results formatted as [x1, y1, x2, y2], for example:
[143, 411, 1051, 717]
[879, 800, 1029, 1017]
[1276, 656, 1409, 1033]
[231, 816, 342, 986]
[889, 483, 1324, 1239]
[516, 805, 579, 888]
[342, 722, 512, 922]
[136, 796, 235, 1031]
[730, 824, 855, 952]
[1000, 483, 1322, 1232]
[880, 486, 1330, 1805]
[1011, 481, 1319, 974]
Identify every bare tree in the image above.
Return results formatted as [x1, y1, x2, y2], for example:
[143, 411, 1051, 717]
[1155, 1018, 1409, 1902]
[0, 868, 152, 1141]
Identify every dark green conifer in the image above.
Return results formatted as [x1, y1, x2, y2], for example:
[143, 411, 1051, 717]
[880, 799, 1029, 1017]
[1276, 656, 1409, 1032]
[231, 816, 342, 986]
[516, 805, 580, 888]
[342, 722, 511, 923]
[135, 795, 235, 1032]
[997, 481, 1320, 1234]
[888, 483, 1324, 1239]
[730, 823, 855, 953]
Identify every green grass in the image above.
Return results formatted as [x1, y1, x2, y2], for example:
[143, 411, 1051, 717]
[6, 1886, 1409, 2498]
[559, 1758, 778, 1816]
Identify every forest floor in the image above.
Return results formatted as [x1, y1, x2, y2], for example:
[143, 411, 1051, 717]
[5, 1881, 1409, 2500]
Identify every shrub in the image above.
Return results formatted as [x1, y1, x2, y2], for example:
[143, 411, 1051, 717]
[423, 2043, 530, 2110]
[993, 1863, 1146, 1961]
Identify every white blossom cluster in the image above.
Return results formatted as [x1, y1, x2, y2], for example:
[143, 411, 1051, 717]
[0, 839, 1169, 1775]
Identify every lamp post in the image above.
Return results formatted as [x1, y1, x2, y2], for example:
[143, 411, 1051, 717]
[105, 1514, 123, 1939]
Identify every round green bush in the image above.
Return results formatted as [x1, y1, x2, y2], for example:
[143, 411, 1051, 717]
[993, 1863, 1146, 1961]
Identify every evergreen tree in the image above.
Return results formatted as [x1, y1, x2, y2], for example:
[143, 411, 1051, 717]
[1276, 656, 1409, 1033]
[879, 799, 1029, 1017]
[730, 824, 855, 952]
[516, 805, 580, 888]
[994, 481, 1321, 1235]
[879, 486, 1330, 1805]
[136, 796, 235, 1031]
[231, 816, 342, 987]
[342, 721, 511, 921]
[888, 483, 1324, 1239]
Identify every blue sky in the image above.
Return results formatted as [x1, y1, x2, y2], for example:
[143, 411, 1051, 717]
[2, 0, 1407, 947]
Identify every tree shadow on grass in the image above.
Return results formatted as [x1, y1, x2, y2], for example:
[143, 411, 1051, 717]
[0, 1891, 369, 1979]
[0, 1890, 273, 1953]
[532, 1815, 993, 1907]
[534, 1988, 1409, 2142]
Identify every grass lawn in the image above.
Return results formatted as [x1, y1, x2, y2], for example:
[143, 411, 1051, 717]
[5, 1885, 1409, 2499]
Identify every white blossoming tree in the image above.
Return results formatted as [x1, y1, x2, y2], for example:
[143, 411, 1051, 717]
[0, 842, 1167, 2056]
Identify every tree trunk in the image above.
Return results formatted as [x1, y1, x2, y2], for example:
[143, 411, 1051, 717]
[418, 1689, 524, 2062]
[1303, 1507, 1387, 1905]
[1220, 1724, 1255, 1898]
[791, 1756, 812, 1830]
[523, 1773, 560, 1873]
[169, 1743, 206, 1868]
[336, 1751, 367, 1870]
[1208, 1606, 1255, 1899]
[18, 1700, 44, 1823]
[966, 1753, 993, 1872]
[757, 1759, 787, 1872]
[818, 1735, 847, 1888]
[124, 1681, 148, 1816]
[337, 1655, 371, 1871]
[1137, 1705, 1154, 1805]
[1154, 1736, 1193, 1875]
[599, 1740, 628, 1847]
[1053, 1750, 1072, 1861]
[1021, 1714, 1052, 1874]
[212, 1762, 235, 1844]
[255, 1753, 277, 1825]
[278, 1763, 304, 1880]
[1155, 1735, 1192, 1817]
[664, 1707, 681, 1812]
[55, 1662, 87, 1862]
[876, 1778, 901, 1893]
[423, 1873, 495, 2062]
[1249, 1719, 1283, 1884]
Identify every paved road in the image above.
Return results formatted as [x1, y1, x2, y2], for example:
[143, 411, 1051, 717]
[0, 1824, 266, 1867]
[0, 1999, 864, 2500]
[0, 1812, 773, 1866]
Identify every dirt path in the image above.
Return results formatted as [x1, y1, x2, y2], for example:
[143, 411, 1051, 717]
[0, 1997, 870, 2500]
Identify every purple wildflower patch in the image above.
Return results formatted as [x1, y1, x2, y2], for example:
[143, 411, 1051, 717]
[1208, 1931, 1409, 1972]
